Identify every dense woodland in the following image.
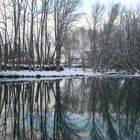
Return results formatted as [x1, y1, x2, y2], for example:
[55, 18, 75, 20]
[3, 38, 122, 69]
[0, 0, 140, 74]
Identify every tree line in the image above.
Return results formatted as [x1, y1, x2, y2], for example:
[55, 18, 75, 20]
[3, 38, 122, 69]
[63, 3, 140, 74]
[0, 0, 139, 74]
[0, 0, 81, 71]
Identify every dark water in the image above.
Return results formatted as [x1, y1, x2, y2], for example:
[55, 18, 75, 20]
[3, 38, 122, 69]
[0, 77, 140, 140]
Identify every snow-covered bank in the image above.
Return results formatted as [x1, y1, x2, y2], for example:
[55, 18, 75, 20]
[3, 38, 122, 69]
[0, 68, 99, 78]
[0, 68, 140, 80]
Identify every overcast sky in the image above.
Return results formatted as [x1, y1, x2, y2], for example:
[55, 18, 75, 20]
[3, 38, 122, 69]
[81, 0, 140, 13]
[77, 0, 140, 27]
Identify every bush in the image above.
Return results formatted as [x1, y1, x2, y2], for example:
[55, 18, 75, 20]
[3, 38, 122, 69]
[59, 66, 64, 71]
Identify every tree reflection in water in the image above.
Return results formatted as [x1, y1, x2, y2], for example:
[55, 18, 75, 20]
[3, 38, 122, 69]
[0, 77, 140, 140]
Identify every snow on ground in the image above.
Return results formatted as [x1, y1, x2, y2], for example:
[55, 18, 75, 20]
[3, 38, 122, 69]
[0, 68, 140, 80]
[0, 68, 100, 77]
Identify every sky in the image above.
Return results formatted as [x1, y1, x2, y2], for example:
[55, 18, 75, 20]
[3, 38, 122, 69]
[81, 0, 140, 13]
[77, 0, 140, 27]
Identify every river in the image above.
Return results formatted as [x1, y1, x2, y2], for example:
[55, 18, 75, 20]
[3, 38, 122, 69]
[0, 77, 140, 140]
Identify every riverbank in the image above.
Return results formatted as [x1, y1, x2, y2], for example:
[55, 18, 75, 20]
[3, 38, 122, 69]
[0, 68, 139, 78]
[0, 68, 98, 78]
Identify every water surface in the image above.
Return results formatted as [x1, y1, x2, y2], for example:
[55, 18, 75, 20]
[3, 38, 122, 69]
[0, 77, 140, 140]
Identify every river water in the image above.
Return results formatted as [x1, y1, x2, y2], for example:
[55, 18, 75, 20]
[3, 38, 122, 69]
[0, 77, 140, 140]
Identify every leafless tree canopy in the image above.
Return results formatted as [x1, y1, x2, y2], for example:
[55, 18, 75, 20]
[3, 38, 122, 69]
[0, 0, 81, 70]
[63, 3, 140, 74]
[0, 1, 139, 73]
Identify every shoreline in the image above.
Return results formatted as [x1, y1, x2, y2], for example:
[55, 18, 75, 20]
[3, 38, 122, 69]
[0, 69, 140, 81]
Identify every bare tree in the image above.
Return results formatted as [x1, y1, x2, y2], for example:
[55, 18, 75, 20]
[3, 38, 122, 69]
[0, 0, 9, 70]
[22, 0, 28, 65]
[87, 2, 104, 71]
[63, 30, 79, 67]
[99, 3, 120, 72]
[54, 0, 81, 70]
